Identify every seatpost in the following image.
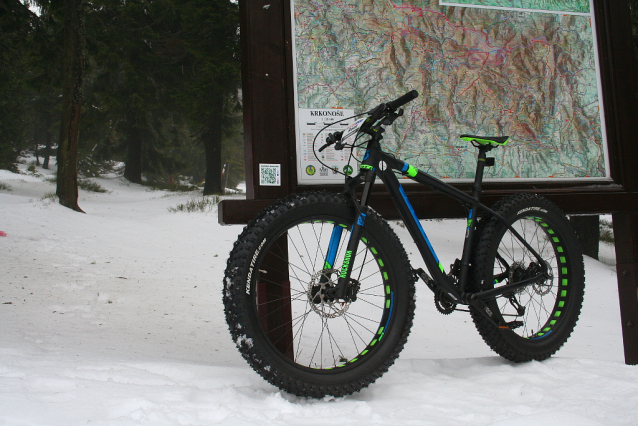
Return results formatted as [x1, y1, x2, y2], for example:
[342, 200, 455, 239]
[458, 145, 493, 294]
[472, 146, 491, 198]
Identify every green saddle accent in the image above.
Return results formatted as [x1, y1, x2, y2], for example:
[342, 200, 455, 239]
[460, 134, 509, 146]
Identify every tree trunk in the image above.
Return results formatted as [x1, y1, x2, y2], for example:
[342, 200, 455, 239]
[56, 0, 85, 213]
[203, 107, 223, 195]
[123, 108, 142, 183]
[43, 112, 52, 169]
[123, 115, 143, 184]
[34, 135, 40, 166]
[571, 215, 600, 260]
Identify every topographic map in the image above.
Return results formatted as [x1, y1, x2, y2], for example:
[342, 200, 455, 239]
[440, 0, 590, 14]
[293, 0, 606, 181]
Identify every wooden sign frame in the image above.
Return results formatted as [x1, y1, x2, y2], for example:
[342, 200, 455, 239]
[219, 0, 638, 365]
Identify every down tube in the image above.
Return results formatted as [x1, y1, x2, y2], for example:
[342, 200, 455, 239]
[379, 169, 459, 300]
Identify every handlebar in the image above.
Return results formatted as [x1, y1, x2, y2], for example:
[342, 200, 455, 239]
[366, 90, 419, 125]
[386, 90, 419, 111]
[316, 90, 419, 153]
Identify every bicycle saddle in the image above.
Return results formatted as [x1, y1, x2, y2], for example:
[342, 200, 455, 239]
[460, 134, 509, 147]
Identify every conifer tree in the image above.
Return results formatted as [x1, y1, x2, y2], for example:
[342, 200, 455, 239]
[173, 0, 241, 195]
[55, 0, 85, 212]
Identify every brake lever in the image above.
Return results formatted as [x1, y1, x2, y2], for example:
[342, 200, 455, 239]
[318, 131, 343, 152]
[379, 109, 403, 126]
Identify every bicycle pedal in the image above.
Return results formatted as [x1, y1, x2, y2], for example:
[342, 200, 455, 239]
[499, 321, 524, 330]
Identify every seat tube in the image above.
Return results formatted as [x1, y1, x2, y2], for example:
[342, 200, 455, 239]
[458, 147, 488, 293]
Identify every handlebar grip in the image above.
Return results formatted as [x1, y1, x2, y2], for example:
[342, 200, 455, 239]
[386, 90, 419, 110]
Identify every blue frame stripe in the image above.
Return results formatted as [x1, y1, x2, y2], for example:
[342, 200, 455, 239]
[399, 185, 442, 267]
[325, 225, 344, 268]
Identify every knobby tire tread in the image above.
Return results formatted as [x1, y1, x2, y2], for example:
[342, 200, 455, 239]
[470, 193, 585, 362]
[223, 192, 415, 398]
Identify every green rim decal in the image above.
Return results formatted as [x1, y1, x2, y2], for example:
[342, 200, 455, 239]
[331, 235, 393, 368]
[527, 216, 570, 340]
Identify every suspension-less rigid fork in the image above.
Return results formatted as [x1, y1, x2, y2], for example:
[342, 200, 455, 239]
[325, 155, 377, 301]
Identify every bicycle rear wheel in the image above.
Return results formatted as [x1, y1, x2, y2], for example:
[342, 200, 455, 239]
[223, 192, 415, 397]
[470, 193, 585, 362]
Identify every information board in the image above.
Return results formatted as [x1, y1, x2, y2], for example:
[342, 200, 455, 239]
[291, 0, 609, 183]
[297, 108, 356, 184]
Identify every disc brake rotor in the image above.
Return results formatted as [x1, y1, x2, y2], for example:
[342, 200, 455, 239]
[307, 269, 350, 318]
[509, 261, 553, 296]
[532, 265, 553, 296]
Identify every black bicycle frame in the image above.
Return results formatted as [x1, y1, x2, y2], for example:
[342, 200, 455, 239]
[333, 136, 550, 308]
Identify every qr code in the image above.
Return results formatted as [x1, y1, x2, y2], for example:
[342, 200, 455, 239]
[259, 163, 281, 186]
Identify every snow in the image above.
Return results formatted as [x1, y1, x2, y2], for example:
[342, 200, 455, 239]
[1, 163, 637, 425]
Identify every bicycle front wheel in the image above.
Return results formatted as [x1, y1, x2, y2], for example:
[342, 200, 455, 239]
[223, 192, 415, 397]
[470, 193, 585, 362]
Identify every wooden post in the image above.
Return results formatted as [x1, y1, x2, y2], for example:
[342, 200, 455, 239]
[255, 232, 294, 359]
[612, 212, 638, 364]
[571, 216, 600, 260]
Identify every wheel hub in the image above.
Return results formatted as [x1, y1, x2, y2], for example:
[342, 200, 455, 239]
[307, 269, 350, 318]
[509, 261, 553, 296]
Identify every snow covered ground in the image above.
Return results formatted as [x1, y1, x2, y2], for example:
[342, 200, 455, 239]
[1, 162, 637, 425]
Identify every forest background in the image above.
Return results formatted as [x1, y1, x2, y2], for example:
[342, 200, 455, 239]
[0, 0, 243, 209]
[3, 0, 638, 214]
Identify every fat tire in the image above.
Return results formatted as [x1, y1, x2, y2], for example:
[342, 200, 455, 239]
[223, 192, 415, 397]
[470, 193, 585, 362]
